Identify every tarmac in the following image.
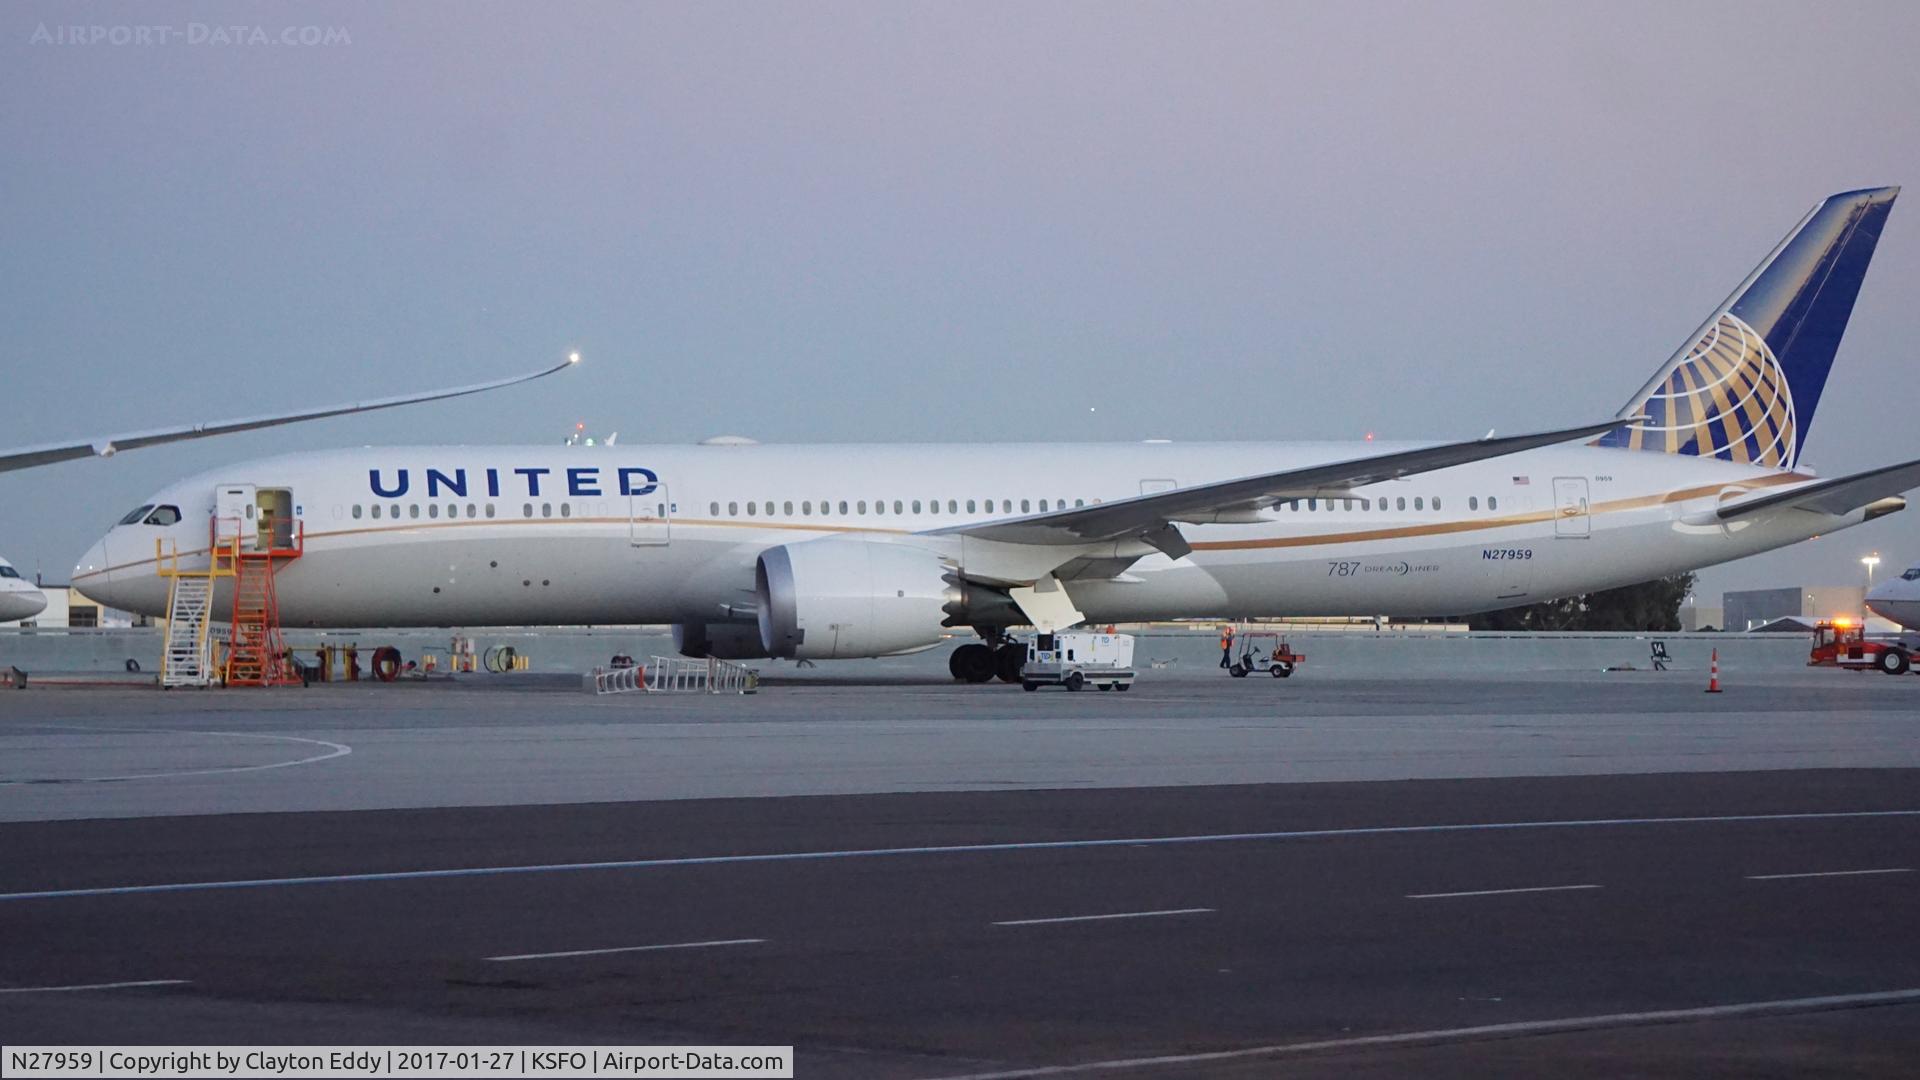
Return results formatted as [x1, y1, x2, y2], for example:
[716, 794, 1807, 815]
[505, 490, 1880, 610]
[1, 654, 1917, 1076]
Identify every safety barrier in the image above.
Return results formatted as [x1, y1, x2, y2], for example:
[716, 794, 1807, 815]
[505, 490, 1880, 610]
[593, 656, 757, 695]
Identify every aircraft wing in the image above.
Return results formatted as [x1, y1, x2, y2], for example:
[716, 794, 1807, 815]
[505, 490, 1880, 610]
[0, 356, 576, 473]
[934, 418, 1639, 555]
[1716, 457, 1920, 520]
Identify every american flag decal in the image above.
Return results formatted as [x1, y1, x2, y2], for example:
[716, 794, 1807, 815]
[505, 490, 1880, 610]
[1511, 476, 1530, 486]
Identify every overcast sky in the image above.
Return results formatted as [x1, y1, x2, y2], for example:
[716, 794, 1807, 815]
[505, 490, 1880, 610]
[4, 1, 1918, 605]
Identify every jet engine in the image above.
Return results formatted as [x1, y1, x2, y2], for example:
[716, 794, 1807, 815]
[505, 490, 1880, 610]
[757, 539, 1008, 659]
[673, 620, 771, 660]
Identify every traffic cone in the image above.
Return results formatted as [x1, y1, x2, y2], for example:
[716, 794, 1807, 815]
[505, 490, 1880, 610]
[1705, 648, 1722, 694]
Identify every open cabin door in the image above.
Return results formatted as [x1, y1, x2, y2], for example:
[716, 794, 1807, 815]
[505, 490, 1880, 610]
[215, 484, 256, 549]
[1553, 477, 1591, 538]
[630, 484, 671, 546]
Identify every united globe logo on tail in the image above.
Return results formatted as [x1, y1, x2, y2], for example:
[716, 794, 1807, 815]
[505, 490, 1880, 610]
[1620, 311, 1796, 467]
[1594, 186, 1899, 473]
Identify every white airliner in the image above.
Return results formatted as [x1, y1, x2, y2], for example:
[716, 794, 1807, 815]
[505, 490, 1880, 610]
[1867, 563, 1920, 630]
[0, 358, 574, 625]
[0, 557, 45, 623]
[74, 188, 1920, 682]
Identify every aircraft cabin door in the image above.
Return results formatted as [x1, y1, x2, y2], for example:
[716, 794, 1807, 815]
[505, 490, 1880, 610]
[215, 484, 256, 549]
[1553, 477, 1591, 538]
[629, 484, 671, 547]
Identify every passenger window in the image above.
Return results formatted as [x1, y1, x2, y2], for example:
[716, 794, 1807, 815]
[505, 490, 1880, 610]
[485, 504, 496, 519]
[371, 505, 381, 519]
[429, 504, 440, 519]
[710, 502, 720, 516]
[467, 503, 477, 517]
[541, 503, 552, 517]
[1075, 499, 1085, 507]
[523, 503, 533, 518]
[352, 505, 363, 519]
[1469, 496, 1479, 510]
[857, 501, 867, 514]
[889, 500, 901, 514]
[912, 500, 922, 514]
[1038, 499, 1049, 512]
[746, 502, 756, 516]
[784, 501, 794, 516]
[390, 504, 399, 519]
[948, 499, 958, 513]
[561, 503, 571, 518]
[1019, 499, 1030, 513]
[1488, 496, 1499, 510]
[409, 504, 421, 519]
[1396, 497, 1407, 511]
[1414, 497, 1424, 510]
[838, 500, 849, 515]
[1002, 500, 1012, 513]
[802, 501, 812, 515]
[1433, 497, 1442, 510]
[967, 499, 976, 513]
[1308, 498, 1317, 510]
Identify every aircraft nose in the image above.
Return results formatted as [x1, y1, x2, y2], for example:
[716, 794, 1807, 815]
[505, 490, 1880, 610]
[72, 534, 115, 600]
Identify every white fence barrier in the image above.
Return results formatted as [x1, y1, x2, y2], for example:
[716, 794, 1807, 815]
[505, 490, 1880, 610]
[593, 657, 757, 695]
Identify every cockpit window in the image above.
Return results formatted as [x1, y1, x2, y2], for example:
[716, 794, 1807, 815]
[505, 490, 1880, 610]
[0, 565, 19, 579]
[143, 505, 181, 526]
[118, 505, 155, 526]
[1903, 567, 1920, 581]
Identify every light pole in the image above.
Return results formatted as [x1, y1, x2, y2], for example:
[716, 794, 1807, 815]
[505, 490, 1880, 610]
[1862, 552, 1881, 621]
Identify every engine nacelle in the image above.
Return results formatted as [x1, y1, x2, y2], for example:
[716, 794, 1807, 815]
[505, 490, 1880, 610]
[756, 539, 958, 659]
[673, 620, 771, 660]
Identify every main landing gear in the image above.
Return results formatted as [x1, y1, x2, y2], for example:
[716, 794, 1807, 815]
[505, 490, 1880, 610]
[949, 638, 1025, 684]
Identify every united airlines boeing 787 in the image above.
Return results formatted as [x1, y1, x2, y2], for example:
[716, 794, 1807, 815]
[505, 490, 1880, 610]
[73, 189, 1920, 681]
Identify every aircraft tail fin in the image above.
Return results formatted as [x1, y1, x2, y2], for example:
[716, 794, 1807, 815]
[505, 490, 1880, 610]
[1595, 187, 1898, 470]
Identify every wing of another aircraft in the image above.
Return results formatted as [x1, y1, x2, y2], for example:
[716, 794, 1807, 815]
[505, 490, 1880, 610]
[1716, 457, 1920, 521]
[0, 355, 577, 474]
[935, 418, 1640, 558]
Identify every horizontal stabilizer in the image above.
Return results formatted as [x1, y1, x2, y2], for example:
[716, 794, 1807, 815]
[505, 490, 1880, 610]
[1716, 457, 1920, 520]
[939, 417, 1638, 547]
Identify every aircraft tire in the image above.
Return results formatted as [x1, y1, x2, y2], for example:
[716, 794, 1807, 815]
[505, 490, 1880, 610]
[994, 645, 1024, 683]
[953, 643, 996, 684]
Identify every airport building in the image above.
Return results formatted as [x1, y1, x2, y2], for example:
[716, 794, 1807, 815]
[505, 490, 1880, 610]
[1723, 585, 1868, 632]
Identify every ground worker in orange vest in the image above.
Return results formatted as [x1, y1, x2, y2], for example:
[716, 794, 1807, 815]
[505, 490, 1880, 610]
[1219, 624, 1235, 668]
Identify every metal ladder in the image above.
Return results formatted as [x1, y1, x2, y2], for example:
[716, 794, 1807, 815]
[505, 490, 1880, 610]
[161, 575, 215, 687]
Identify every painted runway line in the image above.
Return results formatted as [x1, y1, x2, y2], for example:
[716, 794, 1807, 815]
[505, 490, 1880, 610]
[1747, 867, 1912, 881]
[487, 938, 765, 962]
[3, 808, 1918, 903]
[0, 980, 190, 994]
[993, 908, 1213, 927]
[1407, 884, 1600, 899]
[923, 987, 1920, 1079]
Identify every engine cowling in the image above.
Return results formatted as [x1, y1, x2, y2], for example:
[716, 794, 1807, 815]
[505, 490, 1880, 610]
[756, 539, 961, 659]
[674, 620, 771, 660]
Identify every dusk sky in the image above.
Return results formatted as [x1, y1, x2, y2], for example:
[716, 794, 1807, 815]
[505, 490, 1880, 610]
[5, 2, 1919, 606]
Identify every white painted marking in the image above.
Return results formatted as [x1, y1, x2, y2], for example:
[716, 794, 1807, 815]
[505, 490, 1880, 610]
[1748, 868, 1912, 881]
[994, 908, 1213, 927]
[2, 808, 1916, 903]
[0, 728, 351, 786]
[0, 979, 189, 994]
[1408, 884, 1600, 899]
[486, 938, 764, 962]
[922, 987, 1920, 1079]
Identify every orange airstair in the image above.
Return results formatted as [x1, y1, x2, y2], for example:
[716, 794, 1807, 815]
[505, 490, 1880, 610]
[217, 514, 303, 686]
